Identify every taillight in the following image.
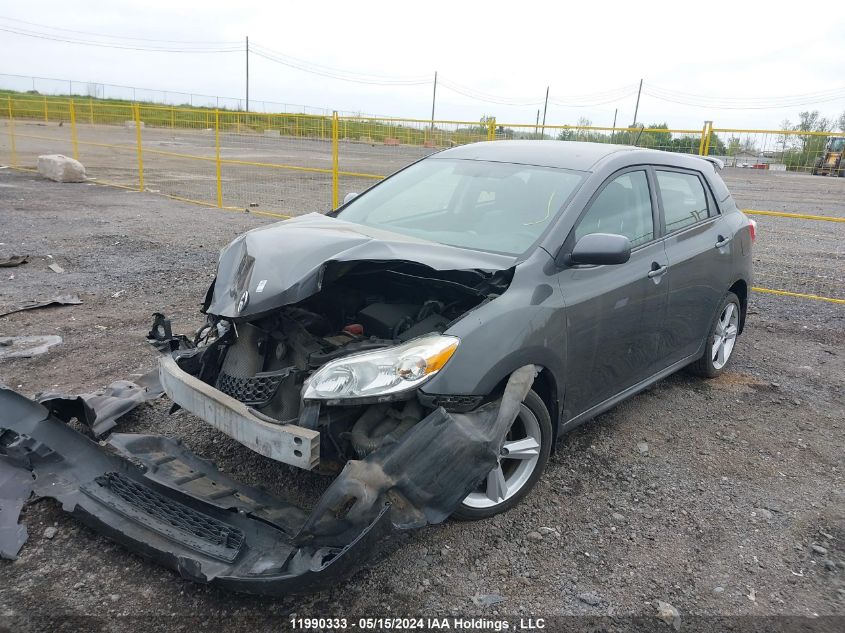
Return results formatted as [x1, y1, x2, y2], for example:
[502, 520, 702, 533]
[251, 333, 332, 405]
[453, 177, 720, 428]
[748, 218, 757, 242]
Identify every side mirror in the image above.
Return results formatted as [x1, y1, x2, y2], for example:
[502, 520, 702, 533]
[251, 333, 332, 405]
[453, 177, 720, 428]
[559, 233, 631, 266]
[343, 192, 359, 205]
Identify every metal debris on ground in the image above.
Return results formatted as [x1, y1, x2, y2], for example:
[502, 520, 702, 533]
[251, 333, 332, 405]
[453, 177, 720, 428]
[0, 335, 62, 359]
[0, 294, 82, 318]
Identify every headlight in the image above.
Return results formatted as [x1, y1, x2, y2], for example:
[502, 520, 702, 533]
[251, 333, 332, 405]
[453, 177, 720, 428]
[303, 334, 459, 400]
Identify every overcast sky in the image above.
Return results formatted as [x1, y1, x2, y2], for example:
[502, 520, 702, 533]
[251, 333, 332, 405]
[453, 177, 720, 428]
[1, 0, 844, 130]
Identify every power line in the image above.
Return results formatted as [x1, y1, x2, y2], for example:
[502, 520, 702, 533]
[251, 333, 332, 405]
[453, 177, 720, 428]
[642, 90, 845, 110]
[646, 82, 845, 102]
[643, 83, 845, 109]
[2, 18, 842, 112]
[438, 79, 546, 106]
[250, 43, 430, 85]
[0, 15, 240, 44]
[440, 79, 639, 108]
[0, 25, 242, 52]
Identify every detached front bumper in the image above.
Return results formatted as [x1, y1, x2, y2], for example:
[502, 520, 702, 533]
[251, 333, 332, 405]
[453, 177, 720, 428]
[0, 387, 389, 594]
[0, 366, 536, 595]
[159, 354, 319, 470]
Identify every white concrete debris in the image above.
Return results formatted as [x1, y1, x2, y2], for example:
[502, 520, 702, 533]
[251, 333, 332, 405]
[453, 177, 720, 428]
[36, 154, 86, 183]
[124, 120, 145, 129]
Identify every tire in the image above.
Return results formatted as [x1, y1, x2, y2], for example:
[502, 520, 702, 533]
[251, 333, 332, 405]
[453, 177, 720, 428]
[452, 389, 552, 521]
[687, 291, 741, 378]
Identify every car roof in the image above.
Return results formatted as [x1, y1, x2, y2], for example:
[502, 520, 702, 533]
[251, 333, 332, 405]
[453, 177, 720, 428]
[432, 140, 713, 173]
[432, 140, 635, 171]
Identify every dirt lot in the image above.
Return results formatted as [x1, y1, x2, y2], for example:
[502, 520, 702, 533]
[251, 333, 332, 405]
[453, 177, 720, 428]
[0, 168, 843, 631]
[1, 120, 435, 214]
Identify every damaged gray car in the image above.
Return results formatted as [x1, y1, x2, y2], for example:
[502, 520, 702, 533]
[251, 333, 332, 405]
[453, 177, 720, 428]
[0, 141, 754, 594]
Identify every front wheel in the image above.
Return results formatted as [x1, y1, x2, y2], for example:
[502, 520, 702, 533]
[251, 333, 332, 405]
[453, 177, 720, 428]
[452, 390, 552, 521]
[687, 291, 741, 378]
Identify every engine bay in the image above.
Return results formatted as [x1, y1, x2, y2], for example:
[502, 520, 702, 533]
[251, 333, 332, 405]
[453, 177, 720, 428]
[171, 262, 512, 470]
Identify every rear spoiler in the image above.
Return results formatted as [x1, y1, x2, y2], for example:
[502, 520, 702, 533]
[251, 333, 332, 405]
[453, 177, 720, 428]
[699, 156, 725, 171]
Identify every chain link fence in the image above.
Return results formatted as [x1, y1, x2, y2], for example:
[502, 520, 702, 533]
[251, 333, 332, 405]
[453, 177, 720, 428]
[1, 93, 843, 304]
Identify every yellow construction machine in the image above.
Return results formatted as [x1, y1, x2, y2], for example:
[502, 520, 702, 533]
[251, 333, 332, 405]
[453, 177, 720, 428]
[812, 137, 845, 176]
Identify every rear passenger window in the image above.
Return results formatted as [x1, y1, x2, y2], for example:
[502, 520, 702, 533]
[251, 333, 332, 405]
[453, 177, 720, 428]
[656, 171, 709, 233]
[575, 171, 654, 247]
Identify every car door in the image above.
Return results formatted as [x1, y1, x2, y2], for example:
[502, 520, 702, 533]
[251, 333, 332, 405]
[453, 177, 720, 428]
[558, 168, 670, 421]
[654, 168, 737, 364]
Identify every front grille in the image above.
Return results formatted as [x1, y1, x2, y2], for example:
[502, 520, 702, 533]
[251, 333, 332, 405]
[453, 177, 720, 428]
[431, 394, 484, 412]
[87, 472, 245, 560]
[216, 370, 284, 406]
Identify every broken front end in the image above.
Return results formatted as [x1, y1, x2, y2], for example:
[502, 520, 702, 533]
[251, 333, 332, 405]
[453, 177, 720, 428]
[154, 258, 512, 476]
[2, 222, 534, 593]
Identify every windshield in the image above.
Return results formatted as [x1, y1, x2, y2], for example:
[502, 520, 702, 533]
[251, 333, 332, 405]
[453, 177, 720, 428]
[337, 158, 586, 255]
[830, 138, 845, 152]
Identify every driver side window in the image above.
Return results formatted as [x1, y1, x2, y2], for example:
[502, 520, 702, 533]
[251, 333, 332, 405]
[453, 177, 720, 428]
[575, 171, 654, 247]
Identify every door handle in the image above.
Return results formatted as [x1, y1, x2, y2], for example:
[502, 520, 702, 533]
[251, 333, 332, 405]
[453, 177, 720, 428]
[715, 235, 731, 248]
[647, 263, 668, 279]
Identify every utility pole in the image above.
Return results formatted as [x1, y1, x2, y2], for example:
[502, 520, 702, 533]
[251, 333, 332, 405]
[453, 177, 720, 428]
[611, 108, 618, 142]
[541, 86, 549, 136]
[245, 36, 250, 112]
[430, 71, 437, 132]
[535, 109, 539, 138]
[631, 78, 642, 127]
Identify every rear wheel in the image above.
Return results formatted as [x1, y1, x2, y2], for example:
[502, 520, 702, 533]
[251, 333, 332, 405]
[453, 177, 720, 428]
[452, 390, 552, 521]
[687, 291, 741, 378]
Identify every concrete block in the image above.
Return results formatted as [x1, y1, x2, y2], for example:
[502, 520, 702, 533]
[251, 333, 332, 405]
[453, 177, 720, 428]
[37, 154, 86, 183]
[124, 120, 145, 129]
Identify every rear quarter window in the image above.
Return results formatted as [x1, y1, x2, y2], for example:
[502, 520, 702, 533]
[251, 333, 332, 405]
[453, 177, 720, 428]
[707, 168, 732, 204]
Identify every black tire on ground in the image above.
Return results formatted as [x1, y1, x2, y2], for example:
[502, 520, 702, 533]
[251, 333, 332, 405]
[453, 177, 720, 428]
[452, 389, 552, 521]
[687, 291, 742, 378]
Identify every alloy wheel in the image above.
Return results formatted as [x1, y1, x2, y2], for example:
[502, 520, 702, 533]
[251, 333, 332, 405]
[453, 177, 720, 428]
[461, 404, 542, 509]
[712, 302, 739, 370]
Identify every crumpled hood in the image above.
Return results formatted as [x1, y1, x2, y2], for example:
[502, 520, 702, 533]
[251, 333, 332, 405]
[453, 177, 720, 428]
[207, 213, 516, 318]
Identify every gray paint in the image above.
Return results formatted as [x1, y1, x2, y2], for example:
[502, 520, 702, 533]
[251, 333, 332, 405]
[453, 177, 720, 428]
[207, 213, 514, 319]
[419, 143, 753, 433]
[208, 141, 752, 438]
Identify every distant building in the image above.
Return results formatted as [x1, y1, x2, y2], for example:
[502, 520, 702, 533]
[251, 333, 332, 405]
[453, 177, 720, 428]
[730, 150, 770, 167]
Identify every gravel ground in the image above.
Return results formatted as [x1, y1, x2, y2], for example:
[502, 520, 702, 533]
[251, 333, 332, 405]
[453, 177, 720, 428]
[0, 169, 843, 631]
[0, 120, 435, 213]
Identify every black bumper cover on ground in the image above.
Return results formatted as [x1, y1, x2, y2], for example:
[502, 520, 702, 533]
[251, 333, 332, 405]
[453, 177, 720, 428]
[0, 366, 534, 594]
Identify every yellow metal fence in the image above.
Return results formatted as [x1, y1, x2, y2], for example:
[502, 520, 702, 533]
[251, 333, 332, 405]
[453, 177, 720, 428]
[1, 94, 843, 304]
